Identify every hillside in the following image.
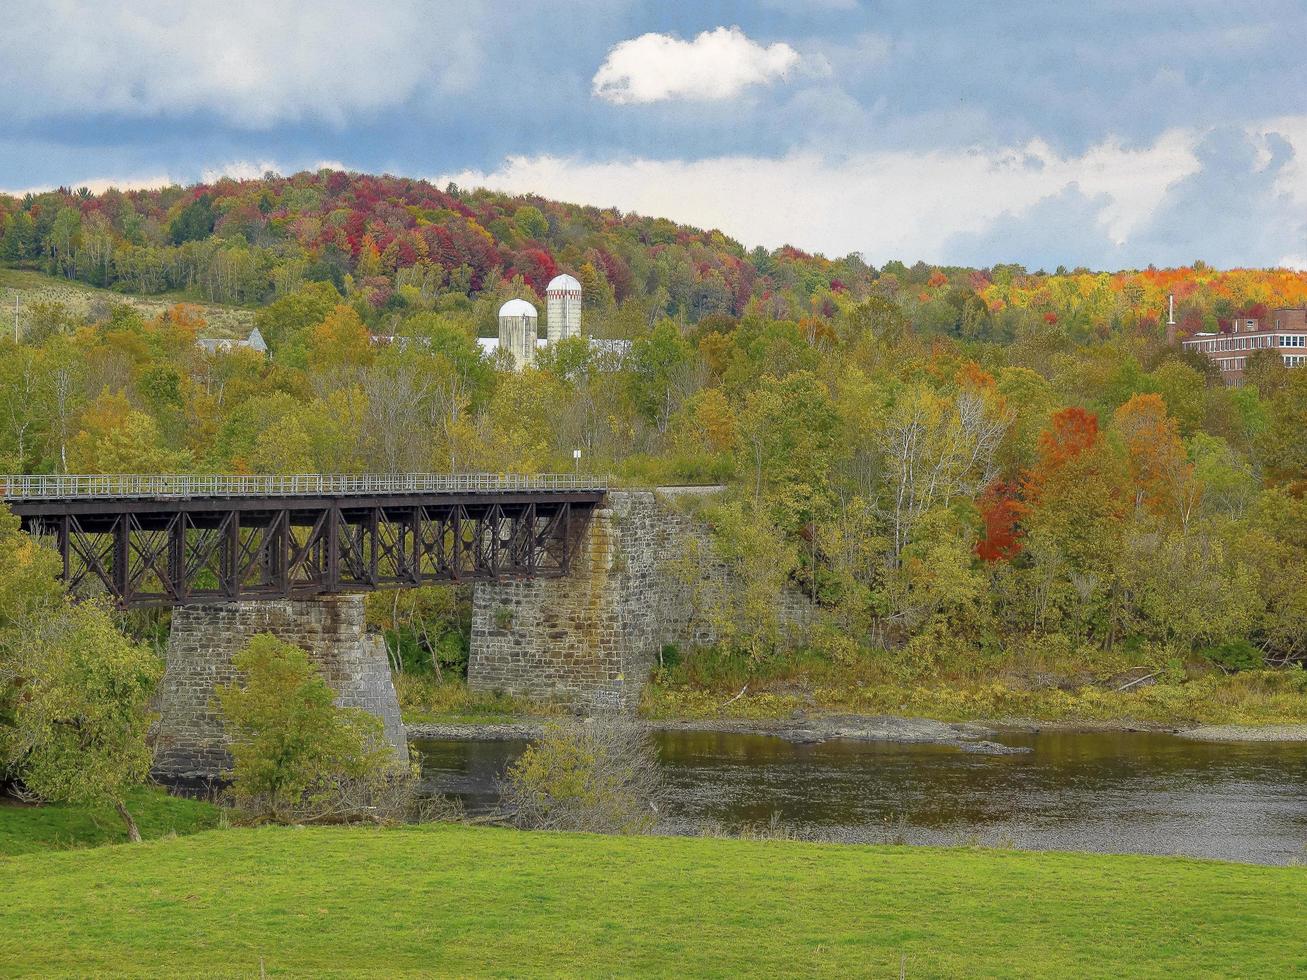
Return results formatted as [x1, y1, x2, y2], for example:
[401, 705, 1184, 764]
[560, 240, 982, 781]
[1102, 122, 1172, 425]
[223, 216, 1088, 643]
[2, 170, 1307, 712]
[0, 267, 254, 339]
[3, 171, 1307, 341]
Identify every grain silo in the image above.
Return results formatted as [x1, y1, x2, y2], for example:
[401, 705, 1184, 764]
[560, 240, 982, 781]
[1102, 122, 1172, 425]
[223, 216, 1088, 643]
[545, 273, 582, 344]
[497, 298, 538, 370]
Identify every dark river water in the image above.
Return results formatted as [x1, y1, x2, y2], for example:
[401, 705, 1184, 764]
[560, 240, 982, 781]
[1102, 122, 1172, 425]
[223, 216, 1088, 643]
[413, 729, 1307, 865]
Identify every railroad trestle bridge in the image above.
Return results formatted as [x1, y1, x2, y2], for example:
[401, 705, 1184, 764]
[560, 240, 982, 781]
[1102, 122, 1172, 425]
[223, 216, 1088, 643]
[1, 473, 606, 609]
[0, 474, 738, 778]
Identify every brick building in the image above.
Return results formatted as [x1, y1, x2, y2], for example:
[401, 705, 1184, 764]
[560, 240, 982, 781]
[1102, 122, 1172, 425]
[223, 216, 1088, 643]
[1181, 307, 1307, 384]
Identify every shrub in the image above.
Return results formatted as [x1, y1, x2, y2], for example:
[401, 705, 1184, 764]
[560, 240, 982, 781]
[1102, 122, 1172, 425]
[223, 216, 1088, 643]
[1200, 640, 1265, 672]
[502, 715, 666, 834]
[394, 673, 546, 722]
[658, 644, 681, 669]
[216, 633, 411, 823]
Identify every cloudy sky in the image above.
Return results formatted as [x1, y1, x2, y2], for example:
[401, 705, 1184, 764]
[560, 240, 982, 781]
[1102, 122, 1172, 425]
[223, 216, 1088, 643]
[3, 0, 1306, 269]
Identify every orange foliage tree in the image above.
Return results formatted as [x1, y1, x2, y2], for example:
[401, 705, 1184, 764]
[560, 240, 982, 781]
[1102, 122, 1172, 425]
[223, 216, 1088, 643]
[1112, 393, 1200, 526]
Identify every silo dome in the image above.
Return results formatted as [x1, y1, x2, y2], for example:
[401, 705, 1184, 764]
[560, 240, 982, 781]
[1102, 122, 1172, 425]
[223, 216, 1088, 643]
[545, 274, 582, 344]
[497, 298, 538, 371]
[498, 298, 538, 319]
[546, 274, 582, 294]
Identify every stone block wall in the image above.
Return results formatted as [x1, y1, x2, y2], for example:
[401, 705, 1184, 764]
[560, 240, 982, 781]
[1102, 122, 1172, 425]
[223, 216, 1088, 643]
[468, 492, 654, 709]
[468, 490, 814, 709]
[650, 502, 814, 652]
[153, 594, 407, 779]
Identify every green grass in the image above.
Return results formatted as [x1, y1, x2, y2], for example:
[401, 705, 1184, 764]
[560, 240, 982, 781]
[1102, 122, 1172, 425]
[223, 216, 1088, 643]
[0, 824, 1303, 977]
[0, 786, 219, 855]
[396, 674, 563, 724]
[643, 645, 1307, 726]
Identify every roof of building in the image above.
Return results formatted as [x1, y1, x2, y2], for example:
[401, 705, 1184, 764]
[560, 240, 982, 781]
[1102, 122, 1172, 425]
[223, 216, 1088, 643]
[197, 328, 268, 356]
[498, 298, 537, 318]
[546, 273, 582, 293]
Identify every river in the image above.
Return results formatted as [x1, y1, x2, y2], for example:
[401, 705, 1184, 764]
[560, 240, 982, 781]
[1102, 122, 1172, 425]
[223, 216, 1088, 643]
[413, 728, 1307, 865]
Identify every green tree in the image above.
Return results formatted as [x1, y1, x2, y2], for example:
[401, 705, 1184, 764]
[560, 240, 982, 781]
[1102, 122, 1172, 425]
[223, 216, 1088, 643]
[1120, 527, 1254, 651]
[68, 405, 193, 474]
[0, 508, 160, 843]
[705, 500, 799, 660]
[513, 205, 548, 240]
[1257, 369, 1307, 486]
[628, 321, 694, 432]
[504, 715, 665, 834]
[1148, 360, 1205, 436]
[250, 414, 314, 473]
[839, 296, 906, 346]
[5, 605, 161, 842]
[735, 371, 838, 532]
[1240, 489, 1307, 663]
[216, 634, 398, 822]
[253, 281, 341, 352]
[169, 194, 216, 245]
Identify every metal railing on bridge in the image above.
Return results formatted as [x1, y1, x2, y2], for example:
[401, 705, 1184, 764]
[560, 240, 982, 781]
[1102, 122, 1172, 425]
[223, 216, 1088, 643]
[0, 472, 609, 501]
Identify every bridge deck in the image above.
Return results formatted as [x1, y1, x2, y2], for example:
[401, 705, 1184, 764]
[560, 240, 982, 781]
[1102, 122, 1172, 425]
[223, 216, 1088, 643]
[0, 472, 607, 501]
[2, 474, 608, 608]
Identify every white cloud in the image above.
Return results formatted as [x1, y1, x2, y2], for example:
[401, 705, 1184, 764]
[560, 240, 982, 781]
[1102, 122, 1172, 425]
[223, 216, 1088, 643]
[592, 27, 801, 105]
[0, 1, 485, 128]
[199, 159, 361, 183]
[1, 159, 358, 197]
[0, 174, 175, 198]
[200, 161, 284, 184]
[440, 132, 1200, 262]
[1257, 114, 1307, 206]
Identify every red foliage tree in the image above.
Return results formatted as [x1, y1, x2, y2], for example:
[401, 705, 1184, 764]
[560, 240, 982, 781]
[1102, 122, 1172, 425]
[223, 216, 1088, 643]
[975, 480, 1024, 562]
[507, 248, 557, 294]
[1024, 407, 1101, 501]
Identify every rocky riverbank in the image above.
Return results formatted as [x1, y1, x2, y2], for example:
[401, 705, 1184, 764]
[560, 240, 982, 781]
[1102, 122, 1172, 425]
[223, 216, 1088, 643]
[405, 713, 1307, 747]
[414, 714, 1027, 752]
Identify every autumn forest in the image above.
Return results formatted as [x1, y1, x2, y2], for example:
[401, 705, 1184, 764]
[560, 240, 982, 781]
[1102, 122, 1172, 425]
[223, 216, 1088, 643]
[2, 170, 1306, 712]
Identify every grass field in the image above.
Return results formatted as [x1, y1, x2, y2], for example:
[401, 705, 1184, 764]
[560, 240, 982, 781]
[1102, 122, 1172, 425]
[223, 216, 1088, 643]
[1, 822, 1304, 977]
[0, 266, 254, 337]
[0, 787, 218, 855]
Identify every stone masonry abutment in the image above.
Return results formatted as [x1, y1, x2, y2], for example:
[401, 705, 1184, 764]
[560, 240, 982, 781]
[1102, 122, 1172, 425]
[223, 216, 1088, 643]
[468, 490, 812, 709]
[153, 594, 407, 779]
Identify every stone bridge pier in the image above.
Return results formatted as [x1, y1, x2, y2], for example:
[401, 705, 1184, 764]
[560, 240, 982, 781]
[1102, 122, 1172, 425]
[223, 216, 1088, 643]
[468, 489, 813, 710]
[152, 595, 407, 780]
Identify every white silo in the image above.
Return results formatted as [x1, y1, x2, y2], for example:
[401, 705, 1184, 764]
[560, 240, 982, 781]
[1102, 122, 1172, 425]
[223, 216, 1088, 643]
[545, 273, 582, 344]
[497, 298, 538, 370]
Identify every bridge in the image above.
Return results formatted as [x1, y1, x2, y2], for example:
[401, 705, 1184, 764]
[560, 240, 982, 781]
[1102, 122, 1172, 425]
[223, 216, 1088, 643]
[0, 474, 768, 779]
[0, 473, 606, 609]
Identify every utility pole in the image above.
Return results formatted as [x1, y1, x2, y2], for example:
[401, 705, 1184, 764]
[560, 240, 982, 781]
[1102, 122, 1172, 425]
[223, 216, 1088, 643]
[12, 290, 18, 344]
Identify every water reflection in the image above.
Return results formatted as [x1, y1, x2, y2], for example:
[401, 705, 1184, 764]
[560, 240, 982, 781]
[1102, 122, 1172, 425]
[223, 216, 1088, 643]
[412, 729, 1307, 865]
